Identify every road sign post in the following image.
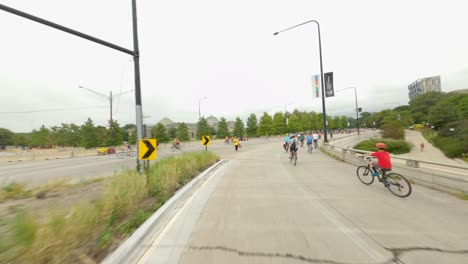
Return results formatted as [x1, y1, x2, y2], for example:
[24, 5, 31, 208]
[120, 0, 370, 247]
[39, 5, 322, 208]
[202, 135, 211, 152]
[139, 139, 157, 160]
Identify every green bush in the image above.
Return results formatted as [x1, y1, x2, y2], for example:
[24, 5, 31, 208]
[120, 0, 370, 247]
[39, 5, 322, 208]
[354, 139, 412, 154]
[433, 136, 465, 158]
[381, 122, 405, 140]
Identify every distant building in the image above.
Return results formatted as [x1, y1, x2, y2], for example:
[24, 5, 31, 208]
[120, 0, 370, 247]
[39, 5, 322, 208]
[408, 75, 441, 100]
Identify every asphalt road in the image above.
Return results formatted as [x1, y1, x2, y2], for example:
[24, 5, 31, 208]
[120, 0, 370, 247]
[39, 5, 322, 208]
[0, 139, 268, 187]
[135, 140, 468, 264]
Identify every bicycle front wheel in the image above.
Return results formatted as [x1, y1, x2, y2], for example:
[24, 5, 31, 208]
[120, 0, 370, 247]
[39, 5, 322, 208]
[356, 166, 374, 185]
[116, 152, 126, 159]
[385, 173, 412, 198]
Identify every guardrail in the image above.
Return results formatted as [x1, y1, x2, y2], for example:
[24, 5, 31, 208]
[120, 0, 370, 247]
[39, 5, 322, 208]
[322, 143, 468, 195]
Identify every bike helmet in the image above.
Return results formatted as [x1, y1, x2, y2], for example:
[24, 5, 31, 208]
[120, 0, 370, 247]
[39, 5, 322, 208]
[376, 142, 387, 149]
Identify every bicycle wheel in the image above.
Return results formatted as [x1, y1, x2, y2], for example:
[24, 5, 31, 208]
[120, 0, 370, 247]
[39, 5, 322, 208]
[294, 153, 297, 166]
[385, 173, 412, 198]
[116, 152, 126, 159]
[356, 166, 374, 185]
[129, 150, 137, 157]
[171, 145, 176, 152]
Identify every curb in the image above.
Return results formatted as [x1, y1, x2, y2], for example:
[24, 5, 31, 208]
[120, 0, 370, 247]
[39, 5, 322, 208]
[102, 159, 227, 264]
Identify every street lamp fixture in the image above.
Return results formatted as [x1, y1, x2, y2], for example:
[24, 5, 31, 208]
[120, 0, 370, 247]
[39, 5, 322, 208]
[336, 87, 360, 134]
[198, 97, 207, 120]
[274, 19, 329, 142]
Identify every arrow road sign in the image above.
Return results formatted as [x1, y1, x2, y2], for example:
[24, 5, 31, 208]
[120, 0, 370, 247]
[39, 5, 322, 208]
[139, 139, 157, 160]
[202, 135, 211, 146]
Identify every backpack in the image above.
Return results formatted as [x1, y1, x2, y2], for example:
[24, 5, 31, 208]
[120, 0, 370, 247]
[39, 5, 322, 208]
[289, 141, 297, 151]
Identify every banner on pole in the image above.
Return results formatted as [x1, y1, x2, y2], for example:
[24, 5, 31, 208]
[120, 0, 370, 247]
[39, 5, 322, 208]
[314, 75, 320, 98]
[324, 72, 335, 97]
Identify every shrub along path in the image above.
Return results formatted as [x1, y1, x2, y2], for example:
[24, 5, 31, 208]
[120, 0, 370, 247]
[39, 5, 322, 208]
[399, 129, 466, 166]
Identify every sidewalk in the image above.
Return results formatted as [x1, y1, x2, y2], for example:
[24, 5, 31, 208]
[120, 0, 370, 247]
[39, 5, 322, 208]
[399, 129, 466, 167]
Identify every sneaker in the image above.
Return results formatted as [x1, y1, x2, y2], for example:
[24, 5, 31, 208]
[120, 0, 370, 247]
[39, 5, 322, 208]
[372, 172, 379, 177]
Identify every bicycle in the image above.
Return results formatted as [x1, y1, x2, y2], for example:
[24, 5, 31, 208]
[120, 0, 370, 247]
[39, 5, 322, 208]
[313, 140, 318, 149]
[171, 144, 182, 152]
[356, 157, 412, 197]
[307, 143, 313, 153]
[289, 150, 297, 166]
[283, 142, 289, 153]
[116, 149, 137, 159]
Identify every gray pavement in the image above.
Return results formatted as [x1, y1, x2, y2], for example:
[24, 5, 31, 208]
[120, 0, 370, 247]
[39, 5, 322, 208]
[134, 140, 468, 264]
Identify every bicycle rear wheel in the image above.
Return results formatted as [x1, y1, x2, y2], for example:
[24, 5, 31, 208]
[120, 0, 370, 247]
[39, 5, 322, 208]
[385, 173, 412, 198]
[356, 166, 374, 185]
[116, 152, 126, 159]
[129, 150, 137, 157]
[294, 153, 297, 166]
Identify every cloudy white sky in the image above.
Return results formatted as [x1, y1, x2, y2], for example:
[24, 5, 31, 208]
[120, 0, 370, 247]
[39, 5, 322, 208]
[1, 0, 467, 132]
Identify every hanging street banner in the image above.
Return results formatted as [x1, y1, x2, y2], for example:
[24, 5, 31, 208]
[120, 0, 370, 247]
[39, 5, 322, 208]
[139, 139, 157, 160]
[324, 72, 335, 97]
[314, 75, 320, 98]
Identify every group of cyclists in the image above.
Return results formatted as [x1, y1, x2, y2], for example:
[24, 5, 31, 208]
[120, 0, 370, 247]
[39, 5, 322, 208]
[283, 131, 321, 156]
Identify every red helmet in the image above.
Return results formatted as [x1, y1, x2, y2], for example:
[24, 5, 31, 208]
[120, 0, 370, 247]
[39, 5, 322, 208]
[376, 142, 387, 149]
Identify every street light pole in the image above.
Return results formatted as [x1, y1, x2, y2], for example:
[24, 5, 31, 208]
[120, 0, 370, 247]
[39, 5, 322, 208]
[78, 86, 133, 142]
[198, 97, 207, 120]
[336, 87, 360, 134]
[274, 20, 328, 142]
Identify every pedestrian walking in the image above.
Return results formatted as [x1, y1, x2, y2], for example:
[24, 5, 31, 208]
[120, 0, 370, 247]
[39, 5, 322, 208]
[420, 142, 425, 152]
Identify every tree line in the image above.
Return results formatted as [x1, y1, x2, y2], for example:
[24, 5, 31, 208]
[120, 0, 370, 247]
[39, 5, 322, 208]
[1, 91, 466, 156]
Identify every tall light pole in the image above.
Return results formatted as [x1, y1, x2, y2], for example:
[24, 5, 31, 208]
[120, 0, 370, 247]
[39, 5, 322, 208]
[79, 86, 133, 142]
[336, 87, 360, 134]
[198, 97, 207, 119]
[274, 20, 328, 142]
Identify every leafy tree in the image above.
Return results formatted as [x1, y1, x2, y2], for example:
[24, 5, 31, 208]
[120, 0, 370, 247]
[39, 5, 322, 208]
[168, 127, 178, 140]
[381, 121, 404, 140]
[152, 122, 169, 143]
[108, 120, 124, 146]
[80, 118, 99, 149]
[177, 123, 190, 141]
[68, 123, 81, 147]
[233, 116, 245, 137]
[257, 112, 273, 136]
[216, 118, 230, 139]
[338, 116, 348, 129]
[287, 114, 302, 133]
[14, 133, 31, 147]
[196, 117, 211, 139]
[96, 126, 108, 147]
[246, 113, 258, 137]
[31, 125, 52, 147]
[129, 129, 137, 145]
[309, 112, 320, 131]
[427, 100, 458, 129]
[273, 112, 286, 135]
[409, 91, 444, 123]
[0, 128, 15, 149]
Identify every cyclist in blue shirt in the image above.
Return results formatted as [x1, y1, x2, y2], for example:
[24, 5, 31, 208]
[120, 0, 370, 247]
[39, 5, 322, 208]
[283, 135, 291, 152]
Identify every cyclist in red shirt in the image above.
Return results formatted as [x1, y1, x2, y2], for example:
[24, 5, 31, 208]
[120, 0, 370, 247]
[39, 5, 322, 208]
[368, 142, 392, 176]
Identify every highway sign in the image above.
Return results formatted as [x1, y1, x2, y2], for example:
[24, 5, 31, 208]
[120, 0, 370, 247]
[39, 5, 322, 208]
[202, 135, 211, 146]
[139, 139, 157, 160]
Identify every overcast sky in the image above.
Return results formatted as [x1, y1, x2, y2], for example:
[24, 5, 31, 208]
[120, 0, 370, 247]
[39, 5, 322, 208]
[1, 0, 467, 132]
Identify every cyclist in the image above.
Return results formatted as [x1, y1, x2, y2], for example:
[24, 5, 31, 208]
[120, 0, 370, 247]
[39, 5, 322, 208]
[312, 132, 319, 148]
[284, 134, 291, 152]
[300, 133, 305, 147]
[173, 138, 181, 149]
[306, 132, 313, 152]
[362, 142, 392, 180]
[289, 134, 299, 161]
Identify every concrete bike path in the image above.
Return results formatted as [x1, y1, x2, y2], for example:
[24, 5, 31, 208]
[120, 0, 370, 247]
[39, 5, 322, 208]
[399, 129, 466, 167]
[134, 140, 468, 264]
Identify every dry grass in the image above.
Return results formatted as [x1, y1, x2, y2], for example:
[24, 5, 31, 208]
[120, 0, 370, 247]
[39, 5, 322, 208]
[0, 151, 220, 264]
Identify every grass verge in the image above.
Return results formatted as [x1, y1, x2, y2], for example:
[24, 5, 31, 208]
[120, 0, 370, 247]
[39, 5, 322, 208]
[0, 151, 220, 264]
[354, 139, 412, 154]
